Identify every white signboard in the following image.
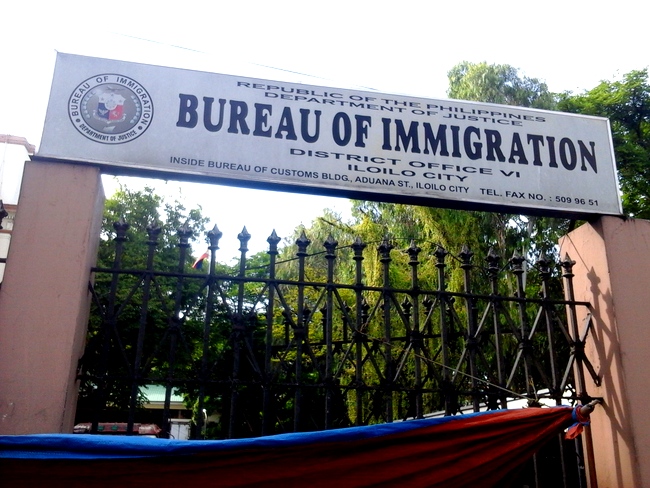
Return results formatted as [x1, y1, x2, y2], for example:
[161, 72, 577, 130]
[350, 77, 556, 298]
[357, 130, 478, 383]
[39, 53, 623, 217]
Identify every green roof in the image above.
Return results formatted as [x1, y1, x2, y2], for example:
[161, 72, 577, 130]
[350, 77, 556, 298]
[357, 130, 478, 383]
[142, 385, 184, 404]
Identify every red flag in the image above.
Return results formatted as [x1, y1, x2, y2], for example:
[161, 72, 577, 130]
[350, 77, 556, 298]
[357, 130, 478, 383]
[192, 252, 209, 269]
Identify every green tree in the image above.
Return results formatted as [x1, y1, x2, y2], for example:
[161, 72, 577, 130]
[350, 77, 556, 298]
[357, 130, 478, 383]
[77, 185, 210, 422]
[337, 62, 566, 269]
[448, 61, 556, 109]
[83, 185, 341, 438]
[277, 63, 573, 419]
[557, 69, 650, 218]
[446, 61, 567, 260]
[99, 185, 209, 267]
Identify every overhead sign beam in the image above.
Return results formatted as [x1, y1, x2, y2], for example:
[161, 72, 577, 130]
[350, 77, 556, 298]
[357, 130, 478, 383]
[38, 53, 623, 218]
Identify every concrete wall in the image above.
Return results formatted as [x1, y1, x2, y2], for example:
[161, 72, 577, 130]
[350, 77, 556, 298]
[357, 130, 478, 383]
[0, 161, 103, 434]
[560, 216, 650, 488]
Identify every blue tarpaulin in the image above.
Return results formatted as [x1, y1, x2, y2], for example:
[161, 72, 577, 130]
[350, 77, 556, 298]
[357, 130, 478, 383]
[0, 407, 582, 487]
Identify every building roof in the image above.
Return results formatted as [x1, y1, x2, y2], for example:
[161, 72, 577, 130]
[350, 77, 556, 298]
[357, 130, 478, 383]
[0, 134, 35, 154]
[142, 384, 185, 404]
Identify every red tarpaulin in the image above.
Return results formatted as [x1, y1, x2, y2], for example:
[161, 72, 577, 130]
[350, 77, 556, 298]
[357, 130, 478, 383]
[0, 407, 587, 487]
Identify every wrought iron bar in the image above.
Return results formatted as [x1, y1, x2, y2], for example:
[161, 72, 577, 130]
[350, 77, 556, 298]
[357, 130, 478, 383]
[378, 237, 394, 422]
[262, 230, 281, 436]
[352, 237, 366, 426]
[459, 245, 481, 412]
[561, 253, 598, 487]
[227, 227, 251, 438]
[324, 235, 338, 429]
[293, 231, 311, 431]
[407, 240, 424, 418]
[127, 222, 161, 435]
[196, 224, 222, 439]
[92, 218, 129, 434]
[434, 245, 453, 415]
[161, 223, 192, 438]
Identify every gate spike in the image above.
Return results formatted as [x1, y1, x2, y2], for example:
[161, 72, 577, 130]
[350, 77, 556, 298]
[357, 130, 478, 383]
[207, 224, 222, 249]
[113, 218, 130, 241]
[267, 230, 281, 253]
[324, 234, 338, 254]
[296, 230, 311, 255]
[459, 245, 473, 268]
[352, 236, 366, 251]
[177, 222, 193, 246]
[146, 221, 162, 244]
[238, 226, 251, 253]
[407, 239, 421, 257]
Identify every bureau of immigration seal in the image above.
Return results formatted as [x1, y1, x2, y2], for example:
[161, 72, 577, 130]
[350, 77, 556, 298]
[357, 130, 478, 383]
[68, 73, 153, 144]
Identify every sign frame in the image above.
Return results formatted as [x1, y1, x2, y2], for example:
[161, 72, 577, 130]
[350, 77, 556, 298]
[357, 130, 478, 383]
[37, 53, 623, 219]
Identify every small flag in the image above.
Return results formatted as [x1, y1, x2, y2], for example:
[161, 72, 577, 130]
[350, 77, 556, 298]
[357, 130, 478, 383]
[192, 252, 209, 269]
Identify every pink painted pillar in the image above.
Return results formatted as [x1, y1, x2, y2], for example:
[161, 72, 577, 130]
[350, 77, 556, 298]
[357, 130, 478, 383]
[0, 161, 104, 434]
[560, 216, 650, 488]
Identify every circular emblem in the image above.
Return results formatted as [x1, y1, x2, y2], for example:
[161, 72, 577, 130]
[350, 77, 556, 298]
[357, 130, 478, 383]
[68, 74, 154, 144]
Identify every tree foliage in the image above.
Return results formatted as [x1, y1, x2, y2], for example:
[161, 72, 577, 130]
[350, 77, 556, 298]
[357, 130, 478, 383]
[444, 62, 570, 261]
[269, 63, 574, 422]
[332, 61, 566, 272]
[558, 69, 650, 218]
[77, 186, 210, 421]
[82, 186, 340, 437]
[447, 61, 556, 109]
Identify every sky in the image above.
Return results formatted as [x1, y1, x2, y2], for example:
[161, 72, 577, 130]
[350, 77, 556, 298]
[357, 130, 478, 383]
[1, 0, 648, 258]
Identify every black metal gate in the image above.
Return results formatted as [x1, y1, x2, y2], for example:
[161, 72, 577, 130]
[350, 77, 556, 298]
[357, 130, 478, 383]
[78, 220, 600, 486]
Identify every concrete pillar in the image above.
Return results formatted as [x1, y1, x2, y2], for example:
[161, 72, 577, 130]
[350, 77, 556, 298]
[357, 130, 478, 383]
[0, 161, 104, 434]
[560, 216, 650, 488]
